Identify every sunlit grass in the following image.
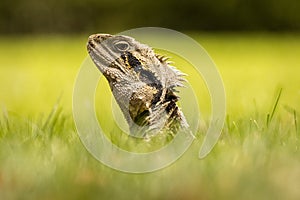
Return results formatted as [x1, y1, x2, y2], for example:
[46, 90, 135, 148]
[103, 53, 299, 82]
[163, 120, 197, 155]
[0, 33, 300, 199]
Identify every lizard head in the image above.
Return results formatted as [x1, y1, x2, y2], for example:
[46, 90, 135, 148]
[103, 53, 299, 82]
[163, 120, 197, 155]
[87, 33, 160, 84]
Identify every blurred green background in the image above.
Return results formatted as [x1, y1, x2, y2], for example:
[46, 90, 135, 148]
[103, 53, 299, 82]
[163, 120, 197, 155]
[1, 0, 300, 200]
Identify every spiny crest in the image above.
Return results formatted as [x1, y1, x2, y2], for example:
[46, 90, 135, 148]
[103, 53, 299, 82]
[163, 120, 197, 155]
[156, 54, 169, 63]
[154, 53, 187, 89]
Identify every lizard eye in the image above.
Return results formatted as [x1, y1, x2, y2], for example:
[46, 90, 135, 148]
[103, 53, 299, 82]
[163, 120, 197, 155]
[114, 41, 130, 51]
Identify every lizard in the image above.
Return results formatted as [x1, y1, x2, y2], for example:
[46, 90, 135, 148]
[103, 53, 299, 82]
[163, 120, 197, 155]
[87, 33, 190, 138]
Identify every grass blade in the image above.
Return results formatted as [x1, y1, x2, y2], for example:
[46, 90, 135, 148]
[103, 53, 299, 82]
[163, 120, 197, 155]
[267, 88, 282, 127]
[294, 109, 298, 134]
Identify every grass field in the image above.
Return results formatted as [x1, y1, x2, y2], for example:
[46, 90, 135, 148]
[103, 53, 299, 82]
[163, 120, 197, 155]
[0, 33, 300, 200]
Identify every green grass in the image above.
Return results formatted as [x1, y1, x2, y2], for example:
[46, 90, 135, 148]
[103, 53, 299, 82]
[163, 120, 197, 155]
[0, 33, 300, 200]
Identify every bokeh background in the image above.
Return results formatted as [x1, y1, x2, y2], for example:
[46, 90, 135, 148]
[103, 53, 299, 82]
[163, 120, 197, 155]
[1, 0, 300, 200]
[1, 0, 300, 34]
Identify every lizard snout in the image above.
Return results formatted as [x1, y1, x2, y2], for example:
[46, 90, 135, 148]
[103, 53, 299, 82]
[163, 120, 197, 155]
[87, 34, 113, 50]
[88, 34, 112, 43]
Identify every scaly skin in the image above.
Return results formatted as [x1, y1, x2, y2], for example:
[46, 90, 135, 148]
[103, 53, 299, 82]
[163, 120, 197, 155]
[87, 33, 189, 137]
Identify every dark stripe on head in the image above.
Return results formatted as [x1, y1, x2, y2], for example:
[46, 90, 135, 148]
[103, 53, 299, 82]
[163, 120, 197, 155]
[125, 51, 164, 106]
[125, 52, 161, 87]
[126, 52, 142, 68]
[121, 53, 127, 62]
